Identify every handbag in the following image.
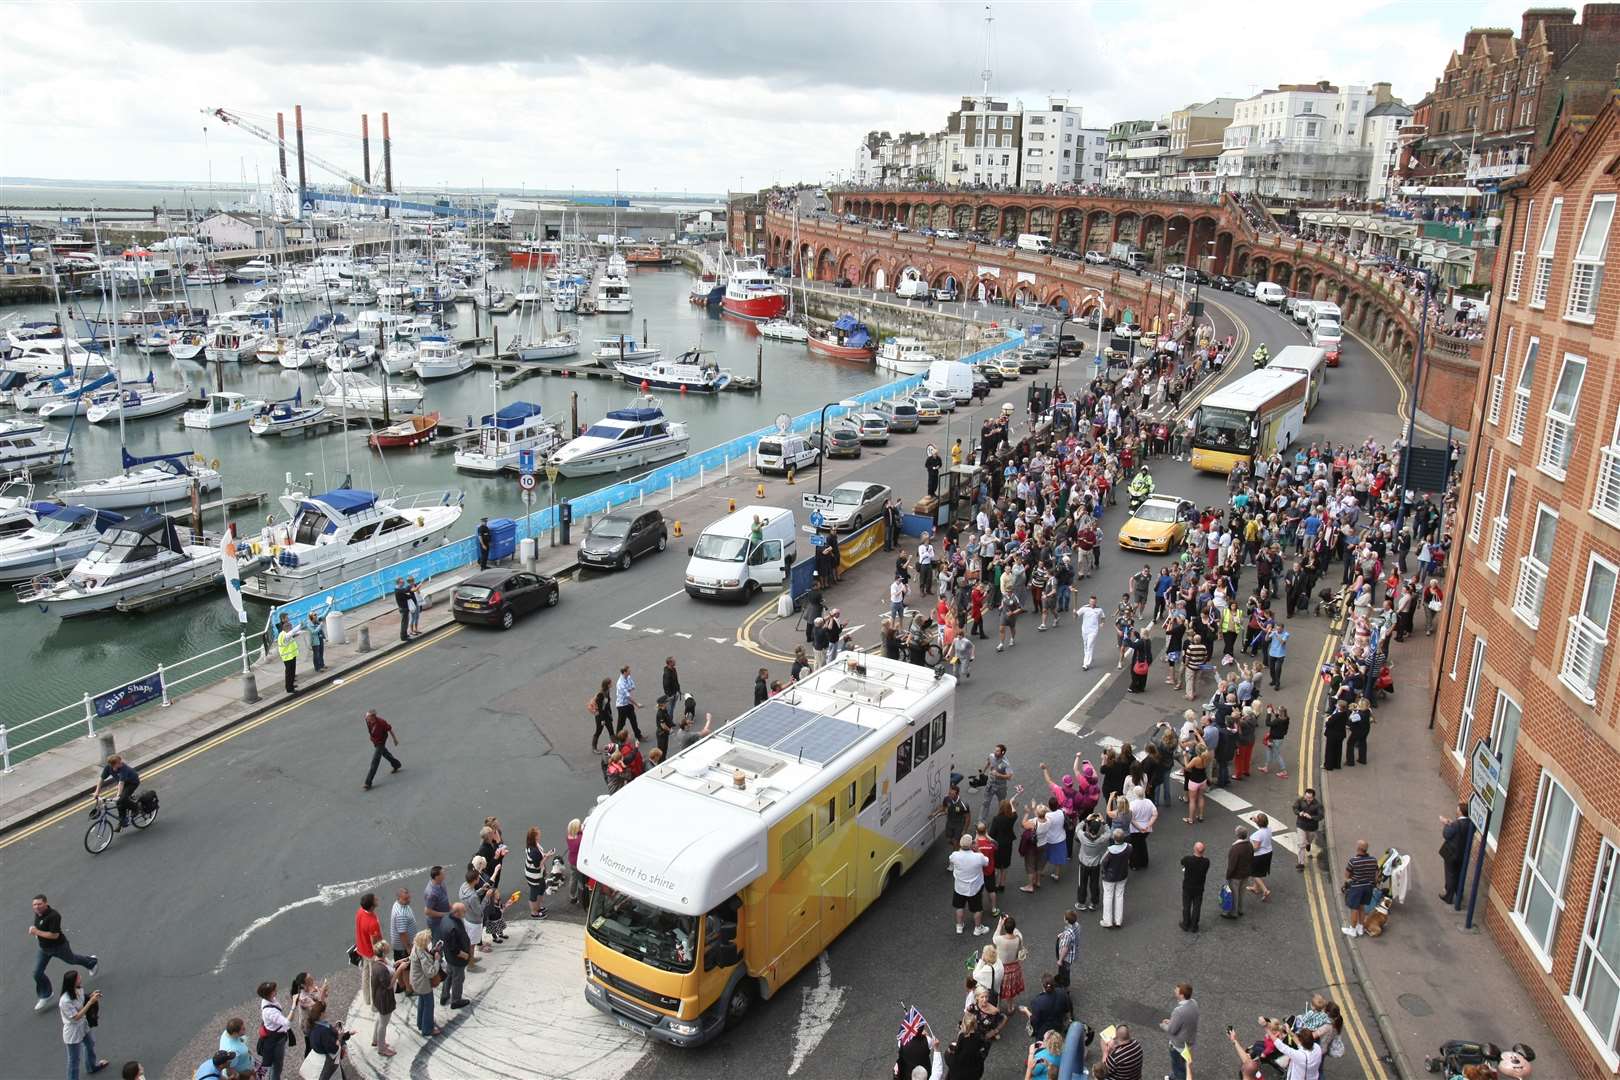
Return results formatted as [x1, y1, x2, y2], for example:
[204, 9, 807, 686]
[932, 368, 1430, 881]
[346, 945, 361, 967]
[1132, 659, 1149, 676]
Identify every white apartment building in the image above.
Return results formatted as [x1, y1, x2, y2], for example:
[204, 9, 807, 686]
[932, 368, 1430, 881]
[1217, 80, 1400, 200]
[948, 96, 1022, 187]
[1077, 128, 1108, 183]
[1019, 96, 1086, 189]
[1363, 100, 1414, 201]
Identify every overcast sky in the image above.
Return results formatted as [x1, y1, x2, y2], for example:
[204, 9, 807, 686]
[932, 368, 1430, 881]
[4, 0, 1527, 196]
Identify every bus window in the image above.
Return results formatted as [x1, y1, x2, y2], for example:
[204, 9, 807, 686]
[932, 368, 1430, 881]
[860, 767, 877, 810]
[845, 781, 857, 811]
[1194, 405, 1255, 452]
[896, 739, 913, 782]
[913, 727, 931, 764]
[780, 815, 813, 871]
[817, 795, 836, 839]
[931, 712, 947, 754]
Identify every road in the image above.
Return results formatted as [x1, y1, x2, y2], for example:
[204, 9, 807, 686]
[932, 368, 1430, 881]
[0, 289, 1414, 1080]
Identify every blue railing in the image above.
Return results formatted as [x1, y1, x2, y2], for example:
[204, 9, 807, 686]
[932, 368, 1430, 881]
[267, 331, 1024, 633]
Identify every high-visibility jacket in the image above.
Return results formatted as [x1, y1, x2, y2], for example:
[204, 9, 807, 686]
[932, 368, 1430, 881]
[277, 629, 299, 661]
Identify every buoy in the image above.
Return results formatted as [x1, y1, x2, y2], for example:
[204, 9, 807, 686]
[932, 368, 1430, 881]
[756, 483, 765, 499]
[680, 385, 687, 395]
[786, 465, 796, 485]
[728, 497, 736, 513]
[672, 520, 683, 538]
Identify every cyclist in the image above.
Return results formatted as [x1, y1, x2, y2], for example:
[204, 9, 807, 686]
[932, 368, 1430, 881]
[94, 754, 140, 831]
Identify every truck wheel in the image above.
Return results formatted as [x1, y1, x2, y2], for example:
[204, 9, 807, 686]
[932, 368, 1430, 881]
[724, 979, 756, 1029]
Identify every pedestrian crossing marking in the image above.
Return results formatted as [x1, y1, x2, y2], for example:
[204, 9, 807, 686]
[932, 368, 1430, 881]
[1205, 787, 1252, 813]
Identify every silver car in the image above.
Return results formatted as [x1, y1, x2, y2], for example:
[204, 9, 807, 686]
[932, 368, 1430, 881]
[802, 480, 893, 532]
[872, 399, 921, 433]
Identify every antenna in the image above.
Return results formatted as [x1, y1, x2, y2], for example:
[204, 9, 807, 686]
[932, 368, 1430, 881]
[980, 4, 994, 104]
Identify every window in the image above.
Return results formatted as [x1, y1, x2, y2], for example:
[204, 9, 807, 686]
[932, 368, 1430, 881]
[1595, 410, 1620, 528]
[780, 814, 813, 871]
[1489, 327, 1515, 424]
[1563, 555, 1618, 704]
[1306, 122, 1319, 138]
[1520, 100, 1536, 127]
[894, 737, 912, 782]
[1456, 634, 1486, 753]
[931, 711, 947, 755]
[1510, 337, 1539, 444]
[1489, 469, 1516, 571]
[816, 795, 836, 839]
[1566, 196, 1614, 322]
[1539, 353, 1587, 478]
[912, 726, 931, 765]
[1302, 103, 1313, 114]
[1571, 841, 1620, 1058]
[1514, 772, 1579, 966]
[1486, 691, 1522, 845]
[1531, 198, 1563, 307]
[1508, 199, 1534, 300]
[1470, 448, 1493, 544]
[1514, 505, 1558, 626]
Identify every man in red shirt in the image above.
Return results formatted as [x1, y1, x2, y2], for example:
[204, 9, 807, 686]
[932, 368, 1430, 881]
[363, 709, 402, 791]
[973, 823, 1001, 917]
[355, 893, 381, 1005]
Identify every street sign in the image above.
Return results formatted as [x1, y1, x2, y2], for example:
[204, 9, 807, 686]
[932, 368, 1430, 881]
[518, 449, 535, 475]
[811, 533, 826, 548]
[518, 473, 537, 491]
[809, 509, 825, 528]
[1470, 739, 1501, 798]
[1468, 791, 1492, 834]
[545, 465, 560, 484]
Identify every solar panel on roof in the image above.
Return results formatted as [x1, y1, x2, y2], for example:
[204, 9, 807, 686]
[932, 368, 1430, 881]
[775, 714, 867, 765]
[731, 699, 819, 749]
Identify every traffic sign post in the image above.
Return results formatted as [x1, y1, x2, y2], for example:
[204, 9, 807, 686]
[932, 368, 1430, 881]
[1463, 739, 1501, 929]
[518, 473, 537, 492]
[808, 509, 825, 529]
[518, 449, 535, 475]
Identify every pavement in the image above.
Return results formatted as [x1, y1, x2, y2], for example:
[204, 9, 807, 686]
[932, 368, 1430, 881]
[1315, 629, 1577, 1079]
[0, 285, 1499, 1080]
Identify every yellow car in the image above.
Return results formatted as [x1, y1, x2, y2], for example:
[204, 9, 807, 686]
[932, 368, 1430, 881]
[1117, 494, 1194, 552]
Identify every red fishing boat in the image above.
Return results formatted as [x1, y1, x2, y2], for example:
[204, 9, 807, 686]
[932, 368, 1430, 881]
[368, 411, 439, 448]
[509, 242, 559, 270]
[805, 315, 876, 361]
[720, 255, 788, 321]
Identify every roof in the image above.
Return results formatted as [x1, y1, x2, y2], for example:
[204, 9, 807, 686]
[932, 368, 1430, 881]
[578, 655, 955, 915]
[481, 401, 544, 428]
[604, 407, 662, 422]
[1200, 368, 1308, 410]
[308, 489, 376, 515]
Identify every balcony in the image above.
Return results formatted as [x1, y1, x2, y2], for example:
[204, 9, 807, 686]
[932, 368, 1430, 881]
[1540, 415, 1574, 479]
[1565, 262, 1602, 323]
[1513, 557, 1549, 627]
[1562, 615, 1607, 705]
[1465, 159, 1530, 183]
[1488, 514, 1510, 571]
[1594, 446, 1620, 529]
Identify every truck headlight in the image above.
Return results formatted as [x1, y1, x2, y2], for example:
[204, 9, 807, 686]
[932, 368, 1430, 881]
[723, 578, 740, 588]
[669, 1020, 700, 1037]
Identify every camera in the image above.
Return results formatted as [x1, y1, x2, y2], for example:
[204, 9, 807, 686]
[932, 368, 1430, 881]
[967, 772, 989, 789]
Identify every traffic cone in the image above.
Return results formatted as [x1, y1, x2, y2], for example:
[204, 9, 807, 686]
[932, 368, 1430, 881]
[672, 520, 682, 538]
[786, 465, 796, 485]
[728, 497, 736, 512]
[756, 483, 765, 499]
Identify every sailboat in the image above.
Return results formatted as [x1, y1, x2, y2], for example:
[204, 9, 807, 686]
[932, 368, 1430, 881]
[56, 448, 222, 510]
[85, 373, 193, 424]
[508, 285, 579, 361]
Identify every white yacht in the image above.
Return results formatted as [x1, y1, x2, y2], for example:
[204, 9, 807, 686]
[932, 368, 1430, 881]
[380, 340, 418, 375]
[85, 379, 193, 424]
[279, 338, 337, 371]
[0, 420, 73, 471]
[875, 336, 940, 376]
[0, 476, 42, 538]
[593, 270, 632, 314]
[548, 397, 689, 477]
[15, 370, 114, 413]
[759, 319, 809, 343]
[184, 391, 265, 430]
[323, 345, 373, 373]
[315, 372, 424, 416]
[4, 337, 104, 378]
[18, 512, 222, 617]
[412, 336, 474, 380]
[167, 329, 208, 361]
[249, 392, 329, 437]
[239, 487, 465, 602]
[205, 324, 267, 363]
[613, 348, 731, 394]
[0, 505, 124, 583]
[56, 449, 220, 510]
[592, 336, 660, 365]
[453, 401, 562, 474]
[230, 258, 276, 283]
[511, 328, 580, 362]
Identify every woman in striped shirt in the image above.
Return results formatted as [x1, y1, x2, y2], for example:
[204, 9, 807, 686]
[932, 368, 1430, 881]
[524, 827, 551, 920]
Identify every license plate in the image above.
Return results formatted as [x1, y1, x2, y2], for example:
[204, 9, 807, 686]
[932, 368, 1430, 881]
[699, 587, 716, 595]
[616, 1018, 647, 1037]
[463, 601, 482, 608]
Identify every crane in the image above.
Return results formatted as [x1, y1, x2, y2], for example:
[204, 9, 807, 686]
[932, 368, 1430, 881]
[202, 107, 382, 197]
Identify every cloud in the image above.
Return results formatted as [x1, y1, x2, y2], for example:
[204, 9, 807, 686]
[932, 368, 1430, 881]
[5, 0, 1532, 192]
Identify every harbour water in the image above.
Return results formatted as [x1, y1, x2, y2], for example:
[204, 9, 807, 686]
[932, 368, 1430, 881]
[0, 265, 890, 721]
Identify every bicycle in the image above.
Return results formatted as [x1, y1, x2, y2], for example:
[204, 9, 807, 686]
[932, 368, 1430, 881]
[84, 791, 158, 854]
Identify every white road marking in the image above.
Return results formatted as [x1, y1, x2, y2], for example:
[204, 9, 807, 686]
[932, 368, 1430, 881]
[643, 627, 663, 635]
[708, 636, 729, 644]
[611, 621, 633, 631]
[1054, 673, 1112, 733]
[215, 864, 433, 975]
[673, 632, 692, 639]
[732, 640, 753, 648]
[1096, 735, 1123, 751]
[1205, 787, 1252, 813]
[788, 952, 847, 1077]
[612, 589, 684, 628]
[1274, 833, 1301, 855]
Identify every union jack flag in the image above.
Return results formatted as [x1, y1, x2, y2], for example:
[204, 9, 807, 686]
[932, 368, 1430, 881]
[897, 1005, 928, 1047]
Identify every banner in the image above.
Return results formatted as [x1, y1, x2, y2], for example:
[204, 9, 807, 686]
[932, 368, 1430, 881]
[94, 674, 164, 718]
[839, 520, 885, 571]
[221, 527, 247, 624]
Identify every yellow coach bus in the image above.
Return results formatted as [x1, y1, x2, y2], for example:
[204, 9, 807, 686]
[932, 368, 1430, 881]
[1190, 368, 1308, 474]
[578, 654, 957, 1046]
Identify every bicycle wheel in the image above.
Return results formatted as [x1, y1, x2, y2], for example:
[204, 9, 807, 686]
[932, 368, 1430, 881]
[84, 819, 113, 855]
[131, 804, 158, 830]
[924, 643, 944, 668]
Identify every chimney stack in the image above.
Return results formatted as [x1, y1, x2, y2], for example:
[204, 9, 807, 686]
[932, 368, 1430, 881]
[276, 112, 287, 180]
[382, 112, 394, 194]
[294, 104, 308, 212]
[361, 114, 372, 186]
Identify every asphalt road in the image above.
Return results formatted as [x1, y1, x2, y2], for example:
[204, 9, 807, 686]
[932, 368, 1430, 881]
[0, 290, 1408, 1080]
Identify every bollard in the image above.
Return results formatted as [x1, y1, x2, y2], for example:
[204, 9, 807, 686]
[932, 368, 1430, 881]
[241, 669, 260, 704]
[728, 496, 736, 513]
[0, 724, 9, 774]
[83, 693, 96, 739]
[669, 477, 676, 502]
[672, 520, 682, 538]
[756, 482, 765, 499]
[786, 465, 795, 485]
[724, 453, 730, 477]
[99, 733, 116, 763]
[158, 663, 171, 707]
[699, 464, 705, 487]
[357, 625, 372, 654]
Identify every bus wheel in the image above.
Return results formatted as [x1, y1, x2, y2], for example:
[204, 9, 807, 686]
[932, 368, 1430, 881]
[881, 863, 902, 897]
[724, 979, 756, 1029]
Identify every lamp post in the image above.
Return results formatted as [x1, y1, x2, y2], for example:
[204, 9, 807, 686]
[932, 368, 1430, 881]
[1081, 286, 1105, 381]
[817, 397, 860, 493]
[1394, 267, 1436, 540]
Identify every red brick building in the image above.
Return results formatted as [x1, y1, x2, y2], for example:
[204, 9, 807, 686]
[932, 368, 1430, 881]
[1435, 89, 1620, 1076]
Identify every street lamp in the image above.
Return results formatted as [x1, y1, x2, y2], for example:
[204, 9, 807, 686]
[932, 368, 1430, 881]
[1394, 267, 1436, 540]
[817, 398, 860, 493]
[1081, 286, 1105, 380]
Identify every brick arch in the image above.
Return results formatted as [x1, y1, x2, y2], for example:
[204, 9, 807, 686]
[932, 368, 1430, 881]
[953, 205, 974, 231]
[1162, 214, 1191, 264]
[1055, 208, 1081, 250]
[1293, 266, 1313, 295]
[1232, 249, 1250, 279]
[975, 205, 999, 233]
[931, 268, 961, 291]
[1213, 231, 1235, 276]
[1140, 214, 1165, 261]
[932, 203, 951, 229]
[897, 201, 911, 225]
[1271, 261, 1292, 285]
[1077, 292, 1105, 317]
[816, 248, 837, 281]
[837, 251, 861, 283]
[1030, 206, 1055, 240]
[1000, 205, 1025, 238]
[1115, 211, 1140, 245]
[974, 273, 1003, 302]
[1043, 287, 1072, 312]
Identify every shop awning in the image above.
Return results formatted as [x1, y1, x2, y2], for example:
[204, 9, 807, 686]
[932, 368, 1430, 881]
[1398, 185, 1483, 198]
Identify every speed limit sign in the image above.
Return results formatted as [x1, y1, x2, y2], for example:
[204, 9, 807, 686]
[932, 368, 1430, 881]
[518, 473, 537, 491]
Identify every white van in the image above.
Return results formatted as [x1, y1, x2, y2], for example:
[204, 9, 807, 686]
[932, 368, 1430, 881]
[755, 433, 819, 476]
[685, 506, 797, 601]
[926, 359, 975, 404]
[895, 277, 928, 299]
[1311, 320, 1343, 349]
[1287, 298, 1315, 325]
[1016, 233, 1052, 254]
[1307, 302, 1341, 330]
[1254, 282, 1286, 306]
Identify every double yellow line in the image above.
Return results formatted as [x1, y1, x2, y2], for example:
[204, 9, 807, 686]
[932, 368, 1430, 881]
[1293, 618, 1389, 1080]
[737, 592, 795, 662]
[0, 627, 461, 851]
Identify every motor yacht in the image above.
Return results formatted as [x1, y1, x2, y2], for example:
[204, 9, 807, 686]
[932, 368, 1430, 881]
[248, 391, 329, 437]
[592, 336, 660, 365]
[0, 420, 73, 471]
[548, 396, 689, 477]
[183, 391, 265, 430]
[453, 401, 561, 474]
[0, 505, 124, 583]
[412, 336, 475, 380]
[18, 512, 221, 617]
[613, 348, 731, 394]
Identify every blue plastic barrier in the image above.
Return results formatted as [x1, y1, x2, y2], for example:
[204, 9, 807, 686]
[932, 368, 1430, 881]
[267, 332, 1024, 633]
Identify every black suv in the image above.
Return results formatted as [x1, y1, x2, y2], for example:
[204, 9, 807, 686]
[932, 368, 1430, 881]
[579, 508, 668, 571]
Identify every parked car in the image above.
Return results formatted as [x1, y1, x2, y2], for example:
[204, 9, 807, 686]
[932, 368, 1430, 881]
[978, 364, 1005, 387]
[1212, 275, 1233, 291]
[834, 277, 853, 289]
[908, 394, 944, 422]
[988, 356, 1022, 380]
[1052, 247, 1081, 261]
[935, 228, 960, 240]
[451, 569, 560, 630]
[853, 412, 891, 445]
[1234, 279, 1256, 297]
[802, 480, 892, 532]
[872, 399, 921, 433]
[925, 387, 959, 412]
[931, 287, 957, 302]
[1163, 264, 1188, 280]
[1084, 250, 1109, 265]
[578, 507, 668, 571]
[812, 425, 863, 458]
